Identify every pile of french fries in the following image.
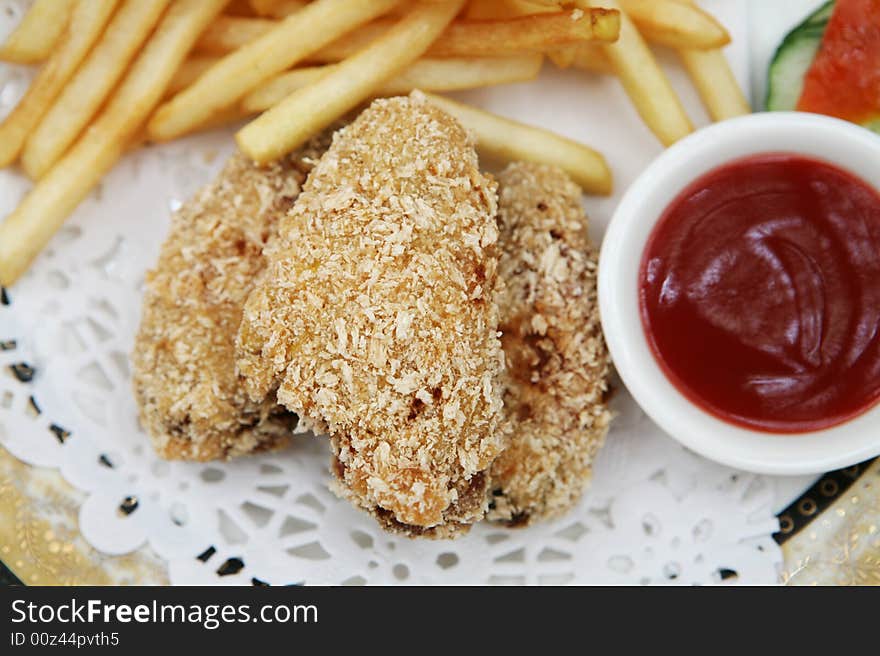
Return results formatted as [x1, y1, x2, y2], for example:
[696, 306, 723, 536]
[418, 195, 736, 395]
[0, 0, 750, 287]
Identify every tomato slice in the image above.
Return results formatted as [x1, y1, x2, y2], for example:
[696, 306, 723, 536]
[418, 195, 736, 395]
[797, 0, 880, 126]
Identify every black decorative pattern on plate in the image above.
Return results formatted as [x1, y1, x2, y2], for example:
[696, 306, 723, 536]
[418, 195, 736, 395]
[216, 557, 244, 576]
[49, 423, 71, 444]
[774, 457, 876, 544]
[9, 362, 34, 382]
[118, 496, 139, 516]
[27, 395, 40, 415]
[196, 546, 216, 562]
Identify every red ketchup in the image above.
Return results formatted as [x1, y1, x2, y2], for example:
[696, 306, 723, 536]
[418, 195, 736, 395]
[639, 154, 880, 433]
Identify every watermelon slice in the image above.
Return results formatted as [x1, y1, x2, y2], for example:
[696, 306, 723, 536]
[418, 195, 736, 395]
[797, 0, 880, 131]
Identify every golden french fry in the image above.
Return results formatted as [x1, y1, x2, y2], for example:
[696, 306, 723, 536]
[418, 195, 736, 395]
[21, 0, 171, 180]
[678, 47, 751, 120]
[249, 0, 280, 12]
[250, 0, 306, 17]
[674, 0, 750, 121]
[227, 0, 256, 14]
[248, 0, 303, 15]
[376, 53, 544, 91]
[429, 10, 620, 56]
[195, 16, 274, 54]
[0, 0, 76, 64]
[151, 0, 402, 142]
[570, 44, 614, 74]
[585, 0, 691, 146]
[171, 104, 252, 136]
[549, 43, 613, 74]
[465, 0, 559, 19]
[0, 0, 121, 168]
[200, 10, 620, 59]
[0, 0, 228, 287]
[424, 92, 611, 195]
[241, 68, 329, 111]
[320, 11, 619, 60]
[547, 46, 576, 68]
[619, 0, 729, 49]
[242, 54, 543, 112]
[167, 56, 220, 96]
[237, 0, 465, 163]
[307, 21, 386, 61]
[464, 0, 509, 19]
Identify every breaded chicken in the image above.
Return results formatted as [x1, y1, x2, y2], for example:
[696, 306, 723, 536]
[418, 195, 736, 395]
[236, 94, 506, 533]
[487, 162, 612, 525]
[132, 133, 332, 461]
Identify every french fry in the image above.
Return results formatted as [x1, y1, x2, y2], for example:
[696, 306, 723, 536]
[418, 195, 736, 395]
[429, 10, 620, 56]
[241, 54, 543, 113]
[0, 0, 76, 64]
[0, 0, 121, 168]
[376, 53, 544, 91]
[171, 104, 252, 136]
[150, 0, 402, 142]
[237, 0, 466, 163]
[317, 10, 619, 60]
[21, 0, 172, 180]
[424, 92, 611, 195]
[249, 0, 304, 16]
[198, 0, 730, 57]
[549, 43, 613, 74]
[619, 0, 729, 50]
[678, 48, 751, 120]
[0, 0, 228, 287]
[199, 10, 620, 59]
[227, 0, 256, 15]
[466, 0, 563, 19]
[674, 0, 750, 121]
[167, 56, 220, 96]
[464, 0, 504, 19]
[250, 0, 306, 17]
[584, 0, 691, 146]
[547, 46, 577, 68]
[249, 0, 282, 13]
[195, 15, 274, 54]
[306, 21, 386, 61]
[570, 44, 614, 74]
[239, 67, 332, 112]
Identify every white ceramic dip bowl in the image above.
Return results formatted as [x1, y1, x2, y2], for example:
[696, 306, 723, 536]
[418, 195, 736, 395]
[599, 112, 880, 475]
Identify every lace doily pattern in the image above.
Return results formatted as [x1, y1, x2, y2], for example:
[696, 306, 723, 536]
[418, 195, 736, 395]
[0, 254, 781, 584]
[0, 448, 169, 585]
[0, 0, 782, 584]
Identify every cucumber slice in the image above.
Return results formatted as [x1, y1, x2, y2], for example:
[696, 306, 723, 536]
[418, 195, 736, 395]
[766, 1, 834, 112]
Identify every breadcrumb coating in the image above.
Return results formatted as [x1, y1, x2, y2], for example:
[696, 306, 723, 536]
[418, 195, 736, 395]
[236, 94, 506, 530]
[488, 162, 612, 525]
[132, 134, 332, 461]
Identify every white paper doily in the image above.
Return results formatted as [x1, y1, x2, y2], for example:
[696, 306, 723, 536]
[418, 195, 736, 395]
[0, 0, 784, 584]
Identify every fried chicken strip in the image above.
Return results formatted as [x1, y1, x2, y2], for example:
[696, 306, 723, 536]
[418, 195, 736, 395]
[132, 133, 332, 461]
[237, 94, 505, 533]
[488, 162, 612, 525]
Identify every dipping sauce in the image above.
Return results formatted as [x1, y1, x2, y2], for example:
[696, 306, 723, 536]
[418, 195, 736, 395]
[640, 154, 880, 433]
